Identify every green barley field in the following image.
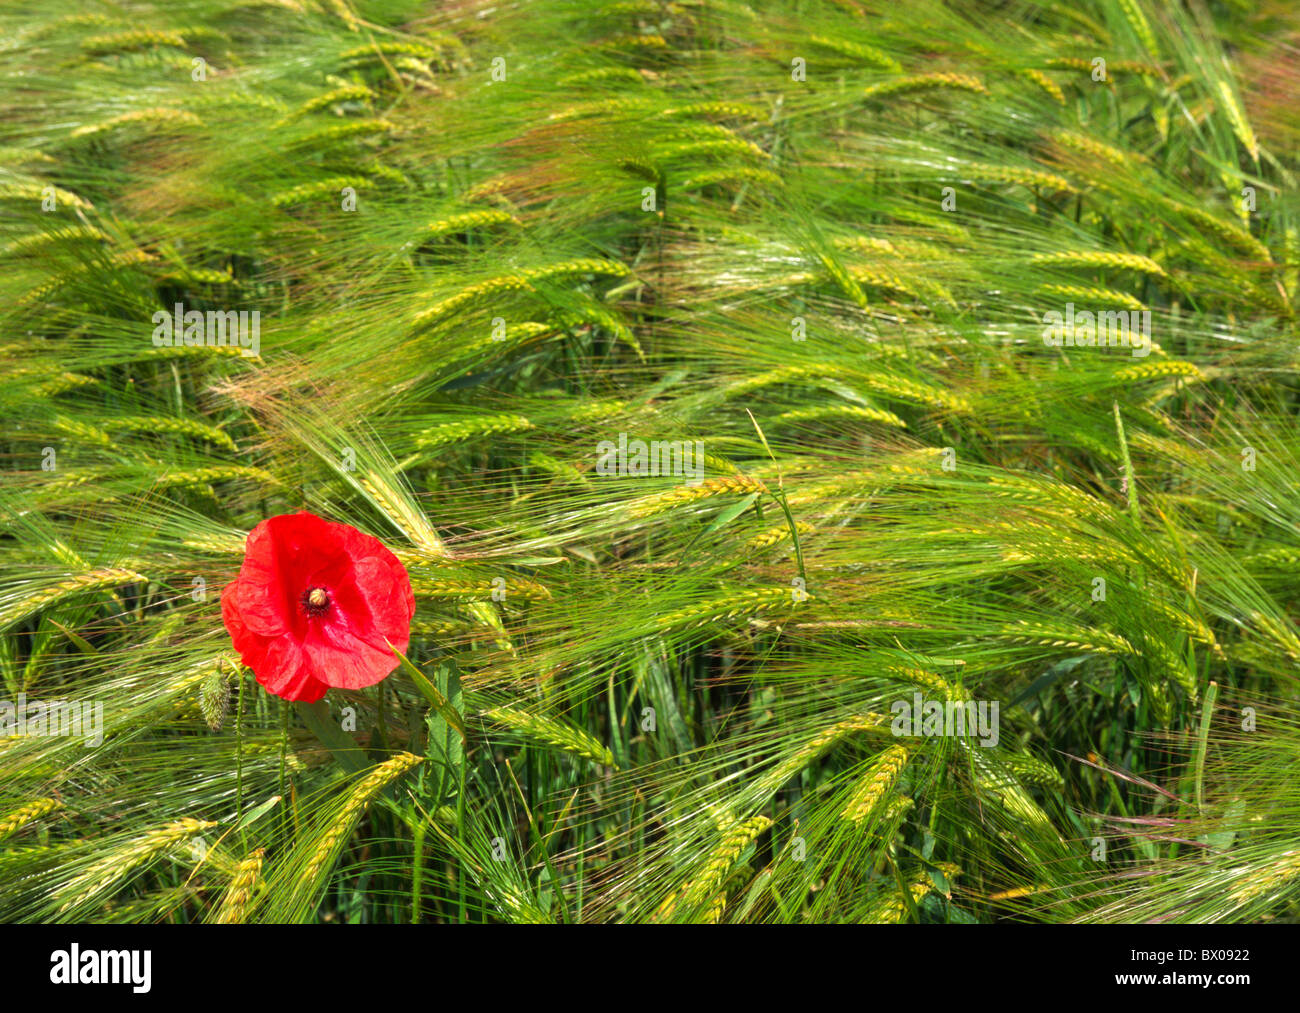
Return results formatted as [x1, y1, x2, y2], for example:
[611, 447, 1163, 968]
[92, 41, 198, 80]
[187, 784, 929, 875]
[1, 0, 1298, 926]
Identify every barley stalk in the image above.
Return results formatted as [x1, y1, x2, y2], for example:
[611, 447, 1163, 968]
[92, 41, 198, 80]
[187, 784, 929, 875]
[155, 465, 280, 490]
[847, 264, 953, 305]
[813, 252, 870, 309]
[0, 146, 56, 165]
[1036, 285, 1145, 312]
[857, 374, 972, 414]
[863, 73, 988, 100]
[550, 303, 644, 360]
[528, 451, 589, 485]
[886, 665, 970, 701]
[4, 224, 109, 256]
[682, 165, 785, 191]
[156, 267, 237, 287]
[1049, 130, 1141, 167]
[27, 13, 127, 37]
[1002, 753, 1065, 790]
[1163, 199, 1270, 262]
[416, 414, 534, 448]
[483, 706, 616, 769]
[526, 258, 631, 284]
[0, 182, 92, 209]
[600, 34, 669, 51]
[986, 475, 1116, 519]
[1116, 0, 1159, 58]
[1250, 611, 1300, 663]
[660, 102, 762, 121]
[969, 743, 1062, 838]
[214, 848, 265, 924]
[807, 35, 900, 71]
[754, 712, 889, 797]
[56, 818, 217, 915]
[71, 107, 203, 138]
[425, 209, 520, 239]
[660, 815, 772, 922]
[0, 798, 63, 842]
[1230, 850, 1300, 904]
[409, 619, 479, 636]
[966, 163, 1076, 193]
[564, 399, 630, 422]
[1215, 80, 1258, 162]
[182, 532, 246, 554]
[455, 320, 555, 360]
[107, 416, 238, 452]
[550, 97, 655, 122]
[1030, 250, 1166, 276]
[143, 343, 255, 362]
[654, 588, 802, 632]
[723, 364, 838, 397]
[241, 739, 312, 772]
[81, 29, 192, 52]
[652, 137, 768, 161]
[863, 863, 961, 923]
[291, 119, 397, 147]
[34, 373, 101, 395]
[281, 84, 374, 123]
[558, 67, 646, 87]
[355, 472, 447, 559]
[52, 416, 115, 448]
[185, 91, 288, 114]
[842, 746, 909, 823]
[1114, 360, 1205, 383]
[0, 567, 145, 629]
[411, 578, 550, 601]
[413, 260, 630, 327]
[271, 177, 373, 207]
[1000, 620, 1135, 657]
[743, 521, 815, 551]
[1244, 547, 1300, 569]
[1018, 68, 1065, 105]
[628, 476, 767, 519]
[339, 41, 442, 63]
[296, 752, 423, 897]
[778, 403, 906, 428]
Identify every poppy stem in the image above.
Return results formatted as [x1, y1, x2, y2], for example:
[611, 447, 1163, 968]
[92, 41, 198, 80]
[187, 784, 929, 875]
[278, 699, 289, 838]
[296, 699, 368, 775]
[411, 821, 426, 924]
[236, 668, 246, 853]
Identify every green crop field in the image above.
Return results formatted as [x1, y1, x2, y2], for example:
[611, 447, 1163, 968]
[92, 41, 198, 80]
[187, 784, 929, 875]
[1, 0, 1298, 926]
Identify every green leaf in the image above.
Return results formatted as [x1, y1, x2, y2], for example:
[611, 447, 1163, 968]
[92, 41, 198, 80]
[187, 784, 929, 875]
[391, 647, 467, 743]
[47, 619, 97, 654]
[1008, 655, 1091, 708]
[423, 662, 464, 805]
[235, 794, 282, 830]
[704, 491, 760, 533]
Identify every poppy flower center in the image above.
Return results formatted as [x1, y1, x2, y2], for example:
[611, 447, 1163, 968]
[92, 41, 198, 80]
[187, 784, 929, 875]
[302, 586, 331, 616]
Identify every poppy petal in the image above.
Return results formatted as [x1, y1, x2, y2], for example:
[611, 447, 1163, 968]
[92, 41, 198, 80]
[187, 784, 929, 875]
[221, 511, 414, 702]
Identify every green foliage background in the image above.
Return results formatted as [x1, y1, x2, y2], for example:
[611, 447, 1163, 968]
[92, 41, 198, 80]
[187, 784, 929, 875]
[1, 0, 1298, 923]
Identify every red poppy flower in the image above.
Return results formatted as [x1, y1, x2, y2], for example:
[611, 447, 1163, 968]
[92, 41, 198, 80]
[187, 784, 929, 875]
[221, 511, 415, 702]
